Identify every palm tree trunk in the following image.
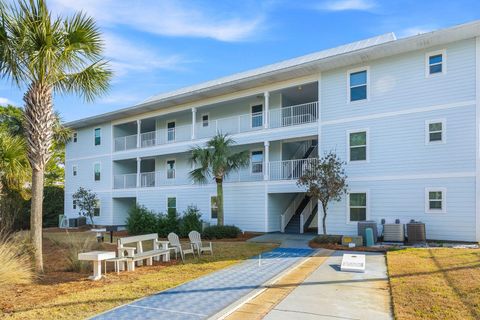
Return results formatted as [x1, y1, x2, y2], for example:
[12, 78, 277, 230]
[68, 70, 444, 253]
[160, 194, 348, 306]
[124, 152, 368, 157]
[24, 83, 55, 273]
[216, 178, 224, 226]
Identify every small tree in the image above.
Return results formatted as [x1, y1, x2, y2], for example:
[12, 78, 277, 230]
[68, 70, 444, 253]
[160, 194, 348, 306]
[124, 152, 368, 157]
[297, 152, 348, 235]
[72, 187, 99, 226]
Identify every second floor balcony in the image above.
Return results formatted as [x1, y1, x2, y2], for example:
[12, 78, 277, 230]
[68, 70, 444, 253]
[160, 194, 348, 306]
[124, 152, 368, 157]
[113, 82, 319, 152]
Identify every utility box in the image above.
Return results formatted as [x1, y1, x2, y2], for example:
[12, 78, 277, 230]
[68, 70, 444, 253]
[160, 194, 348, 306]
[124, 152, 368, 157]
[407, 222, 426, 243]
[342, 235, 363, 247]
[358, 221, 378, 244]
[383, 224, 405, 242]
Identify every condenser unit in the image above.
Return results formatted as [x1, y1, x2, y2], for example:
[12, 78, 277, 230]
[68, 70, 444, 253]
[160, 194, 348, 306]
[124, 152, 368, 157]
[383, 223, 405, 242]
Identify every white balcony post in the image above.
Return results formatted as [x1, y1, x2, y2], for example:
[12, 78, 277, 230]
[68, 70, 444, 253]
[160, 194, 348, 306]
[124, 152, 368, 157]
[136, 157, 141, 188]
[264, 141, 270, 181]
[264, 91, 269, 129]
[191, 107, 196, 140]
[136, 119, 141, 148]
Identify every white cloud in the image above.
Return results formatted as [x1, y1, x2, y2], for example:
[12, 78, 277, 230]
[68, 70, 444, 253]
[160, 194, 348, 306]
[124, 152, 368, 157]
[319, 0, 377, 11]
[102, 33, 190, 78]
[49, 0, 265, 42]
[0, 97, 11, 105]
[398, 26, 435, 38]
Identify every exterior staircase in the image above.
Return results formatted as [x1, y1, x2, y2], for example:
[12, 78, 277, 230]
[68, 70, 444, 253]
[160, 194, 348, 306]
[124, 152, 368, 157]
[284, 195, 318, 233]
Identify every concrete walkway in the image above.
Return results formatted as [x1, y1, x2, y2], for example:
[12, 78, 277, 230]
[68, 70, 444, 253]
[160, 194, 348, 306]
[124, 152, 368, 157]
[263, 251, 393, 320]
[247, 233, 316, 249]
[92, 248, 313, 320]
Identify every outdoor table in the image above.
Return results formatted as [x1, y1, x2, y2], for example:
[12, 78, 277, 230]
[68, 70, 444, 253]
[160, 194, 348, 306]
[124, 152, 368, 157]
[157, 240, 170, 262]
[78, 251, 116, 280]
[90, 228, 107, 242]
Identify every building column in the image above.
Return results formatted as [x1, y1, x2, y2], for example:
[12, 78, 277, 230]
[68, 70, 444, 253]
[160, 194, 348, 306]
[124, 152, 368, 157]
[191, 107, 197, 140]
[264, 141, 270, 181]
[264, 91, 270, 129]
[136, 119, 141, 148]
[136, 157, 141, 188]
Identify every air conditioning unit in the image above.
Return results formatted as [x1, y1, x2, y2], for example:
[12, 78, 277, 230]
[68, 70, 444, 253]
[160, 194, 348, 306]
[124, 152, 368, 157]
[407, 221, 426, 243]
[357, 221, 378, 244]
[383, 223, 405, 242]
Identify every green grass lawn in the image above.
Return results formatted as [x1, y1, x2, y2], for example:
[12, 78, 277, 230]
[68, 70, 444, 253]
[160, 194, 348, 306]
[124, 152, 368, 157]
[1, 230, 276, 319]
[387, 248, 480, 320]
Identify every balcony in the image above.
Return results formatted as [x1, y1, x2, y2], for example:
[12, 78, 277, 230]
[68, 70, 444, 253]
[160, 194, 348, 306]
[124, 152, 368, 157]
[113, 158, 318, 189]
[113, 101, 318, 152]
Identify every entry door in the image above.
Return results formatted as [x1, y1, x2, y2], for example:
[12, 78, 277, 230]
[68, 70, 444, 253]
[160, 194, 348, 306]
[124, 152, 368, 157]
[167, 121, 175, 142]
[251, 104, 263, 128]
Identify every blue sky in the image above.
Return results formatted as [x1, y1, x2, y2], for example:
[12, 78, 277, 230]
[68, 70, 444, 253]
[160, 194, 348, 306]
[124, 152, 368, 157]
[1, 0, 480, 122]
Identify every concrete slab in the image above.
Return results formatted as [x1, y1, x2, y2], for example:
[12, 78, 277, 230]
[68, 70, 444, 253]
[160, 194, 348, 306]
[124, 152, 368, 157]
[263, 251, 393, 320]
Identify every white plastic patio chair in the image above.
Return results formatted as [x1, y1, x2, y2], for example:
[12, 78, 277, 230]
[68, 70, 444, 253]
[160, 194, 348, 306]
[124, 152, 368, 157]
[188, 231, 213, 256]
[167, 232, 195, 262]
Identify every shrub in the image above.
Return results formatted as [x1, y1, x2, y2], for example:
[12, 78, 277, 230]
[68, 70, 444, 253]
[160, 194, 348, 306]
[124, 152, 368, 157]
[126, 205, 159, 235]
[63, 232, 99, 272]
[0, 233, 33, 285]
[157, 211, 179, 237]
[202, 225, 241, 239]
[42, 186, 64, 227]
[312, 234, 342, 245]
[179, 205, 203, 237]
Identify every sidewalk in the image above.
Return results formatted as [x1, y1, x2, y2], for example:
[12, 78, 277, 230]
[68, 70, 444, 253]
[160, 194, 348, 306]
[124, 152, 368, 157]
[263, 251, 392, 320]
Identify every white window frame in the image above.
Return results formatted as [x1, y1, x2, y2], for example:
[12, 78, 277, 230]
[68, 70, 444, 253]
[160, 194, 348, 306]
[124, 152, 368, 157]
[425, 49, 447, 78]
[94, 199, 101, 217]
[93, 162, 101, 181]
[201, 113, 210, 127]
[250, 103, 264, 129]
[250, 149, 264, 174]
[166, 195, 177, 215]
[347, 129, 369, 163]
[425, 119, 446, 145]
[73, 132, 78, 143]
[166, 119, 176, 142]
[72, 165, 78, 176]
[346, 189, 370, 224]
[166, 159, 176, 180]
[347, 66, 370, 103]
[94, 128, 101, 146]
[425, 187, 447, 213]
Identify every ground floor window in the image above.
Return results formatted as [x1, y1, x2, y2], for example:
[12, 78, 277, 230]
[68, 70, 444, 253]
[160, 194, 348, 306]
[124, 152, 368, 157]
[348, 192, 367, 222]
[211, 196, 218, 219]
[94, 200, 100, 216]
[167, 197, 177, 215]
[425, 188, 446, 213]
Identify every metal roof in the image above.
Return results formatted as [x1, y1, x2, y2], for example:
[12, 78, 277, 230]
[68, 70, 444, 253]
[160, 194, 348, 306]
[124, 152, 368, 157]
[66, 20, 480, 129]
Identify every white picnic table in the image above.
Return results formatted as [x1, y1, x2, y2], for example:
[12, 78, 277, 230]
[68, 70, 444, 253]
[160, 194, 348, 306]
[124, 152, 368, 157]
[78, 251, 116, 280]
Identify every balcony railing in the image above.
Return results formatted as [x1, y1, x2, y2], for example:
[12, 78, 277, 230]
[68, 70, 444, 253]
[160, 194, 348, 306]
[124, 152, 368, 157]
[114, 134, 137, 152]
[114, 101, 318, 152]
[269, 158, 318, 181]
[113, 159, 317, 189]
[113, 173, 137, 189]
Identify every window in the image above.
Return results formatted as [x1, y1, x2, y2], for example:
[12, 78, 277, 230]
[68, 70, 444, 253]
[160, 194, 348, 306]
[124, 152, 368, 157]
[167, 160, 175, 179]
[73, 200, 77, 210]
[349, 69, 368, 102]
[426, 119, 445, 144]
[251, 150, 263, 174]
[167, 121, 175, 142]
[425, 188, 446, 213]
[94, 200, 100, 216]
[349, 192, 367, 222]
[73, 165, 77, 176]
[202, 114, 209, 127]
[94, 163, 101, 181]
[426, 50, 446, 76]
[94, 128, 101, 146]
[73, 132, 77, 143]
[167, 197, 176, 216]
[251, 104, 263, 128]
[348, 130, 367, 162]
[211, 196, 218, 219]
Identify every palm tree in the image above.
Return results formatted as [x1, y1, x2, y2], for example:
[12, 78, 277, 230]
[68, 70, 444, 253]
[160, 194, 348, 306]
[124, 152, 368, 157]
[0, 0, 111, 272]
[189, 134, 250, 226]
[0, 131, 30, 197]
